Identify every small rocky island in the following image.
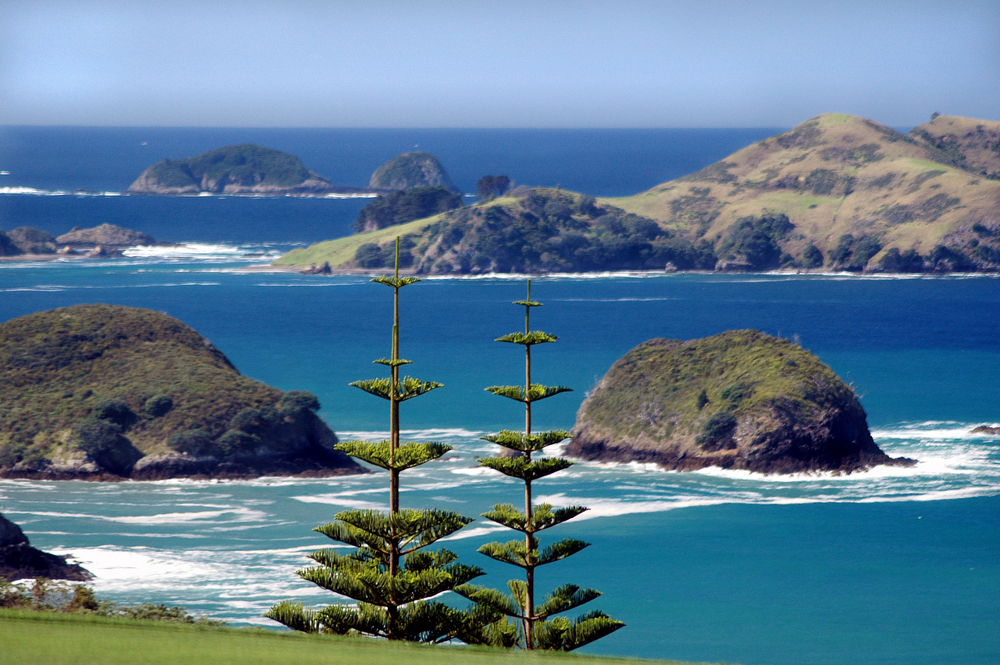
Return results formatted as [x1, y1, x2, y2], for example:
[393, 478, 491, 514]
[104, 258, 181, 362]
[567, 330, 914, 474]
[1, 512, 90, 581]
[127, 144, 339, 195]
[369, 151, 459, 192]
[0, 305, 363, 480]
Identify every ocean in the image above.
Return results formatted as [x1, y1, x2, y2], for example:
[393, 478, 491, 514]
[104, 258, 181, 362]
[1, 127, 998, 665]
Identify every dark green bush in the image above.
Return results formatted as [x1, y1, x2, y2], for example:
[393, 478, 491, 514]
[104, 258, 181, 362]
[879, 248, 925, 272]
[716, 214, 794, 270]
[217, 430, 259, 456]
[93, 398, 137, 430]
[355, 186, 463, 232]
[802, 243, 824, 268]
[696, 411, 738, 449]
[278, 390, 320, 413]
[74, 418, 142, 475]
[167, 428, 217, 457]
[142, 394, 173, 418]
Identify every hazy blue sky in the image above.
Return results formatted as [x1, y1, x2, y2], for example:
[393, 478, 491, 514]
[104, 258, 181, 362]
[2, 0, 998, 127]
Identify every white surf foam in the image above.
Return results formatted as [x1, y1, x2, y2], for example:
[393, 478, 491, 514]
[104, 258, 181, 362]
[0, 186, 121, 196]
[15, 507, 267, 525]
[291, 495, 388, 510]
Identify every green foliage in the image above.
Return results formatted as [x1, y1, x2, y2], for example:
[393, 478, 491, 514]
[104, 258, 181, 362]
[350, 377, 442, 402]
[479, 430, 570, 453]
[0, 579, 222, 625]
[830, 234, 883, 270]
[484, 384, 572, 403]
[145, 144, 318, 190]
[695, 412, 737, 450]
[167, 427, 216, 457]
[696, 389, 709, 410]
[355, 187, 463, 233]
[269, 237, 479, 643]
[495, 331, 558, 346]
[416, 189, 717, 273]
[369, 152, 457, 192]
[480, 503, 587, 533]
[716, 214, 794, 270]
[477, 175, 511, 200]
[478, 457, 574, 482]
[356, 235, 417, 269]
[878, 247, 925, 272]
[802, 243, 824, 268]
[278, 390, 320, 413]
[334, 441, 451, 471]
[573, 331, 862, 456]
[468, 281, 623, 650]
[93, 398, 138, 430]
[0, 304, 330, 472]
[73, 418, 143, 475]
[142, 394, 174, 418]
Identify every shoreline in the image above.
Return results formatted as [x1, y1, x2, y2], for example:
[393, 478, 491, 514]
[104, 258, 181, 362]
[4, 252, 999, 279]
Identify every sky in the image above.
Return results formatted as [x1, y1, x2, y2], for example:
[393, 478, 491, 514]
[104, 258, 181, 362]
[1, 0, 998, 128]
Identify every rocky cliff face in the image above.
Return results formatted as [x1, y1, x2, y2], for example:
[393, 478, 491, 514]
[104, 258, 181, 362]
[0, 513, 91, 581]
[0, 305, 363, 481]
[369, 152, 458, 192]
[567, 331, 914, 474]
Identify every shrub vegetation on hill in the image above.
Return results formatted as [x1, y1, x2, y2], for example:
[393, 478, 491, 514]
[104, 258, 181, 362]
[0, 305, 358, 478]
[354, 186, 463, 234]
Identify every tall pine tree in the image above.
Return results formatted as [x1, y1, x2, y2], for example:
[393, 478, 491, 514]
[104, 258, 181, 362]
[267, 238, 484, 642]
[456, 280, 624, 650]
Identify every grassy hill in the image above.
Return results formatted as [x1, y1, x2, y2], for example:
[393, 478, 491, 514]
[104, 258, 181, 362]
[0, 305, 359, 479]
[612, 113, 1000, 271]
[274, 114, 1000, 273]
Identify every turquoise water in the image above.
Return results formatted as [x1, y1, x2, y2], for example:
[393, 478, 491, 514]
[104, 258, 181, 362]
[1, 261, 998, 665]
[1, 127, 998, 664]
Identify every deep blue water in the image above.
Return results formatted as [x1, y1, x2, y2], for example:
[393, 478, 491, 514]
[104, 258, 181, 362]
[0, 128, 998, 665]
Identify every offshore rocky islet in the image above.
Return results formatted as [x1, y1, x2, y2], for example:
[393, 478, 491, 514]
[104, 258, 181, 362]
[567, 331, 913, 474]
[0, 305, 362, 480]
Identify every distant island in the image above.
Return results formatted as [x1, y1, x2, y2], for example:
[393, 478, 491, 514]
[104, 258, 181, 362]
[274, 113, 1000, 274]
[368, 152, 459, 192]
[126, 144, 460, 197]
[567, 331, 914, 474]
[0, 223, 164, 260]
[0, 304, 363, 480]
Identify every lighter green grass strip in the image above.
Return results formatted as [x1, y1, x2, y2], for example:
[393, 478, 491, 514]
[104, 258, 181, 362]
[0, 609, 706, 665]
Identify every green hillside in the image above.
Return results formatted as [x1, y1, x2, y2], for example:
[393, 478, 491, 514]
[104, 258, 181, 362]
[612, 113, 1000, 271]
[0, 305, 359, 479]
[274, 114, 1000, 273]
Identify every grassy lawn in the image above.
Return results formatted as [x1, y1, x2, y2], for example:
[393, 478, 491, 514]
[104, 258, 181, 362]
[0, 609, 702, 665]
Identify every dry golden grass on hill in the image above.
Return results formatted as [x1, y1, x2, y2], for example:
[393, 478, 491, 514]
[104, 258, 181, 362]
[611, 114, 1000, 267]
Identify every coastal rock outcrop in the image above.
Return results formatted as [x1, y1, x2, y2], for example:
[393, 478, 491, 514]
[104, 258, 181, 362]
[0, 513, 91, 581]
[369, 152, 458, 192]
[0, 304, 363, 480]
[566, 330, 914, 474]
[127, 144, 334, 195]
[55, 223, 156, 249]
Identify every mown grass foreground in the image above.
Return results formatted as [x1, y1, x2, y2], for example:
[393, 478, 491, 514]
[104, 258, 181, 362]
[0, 609, 703, 665]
